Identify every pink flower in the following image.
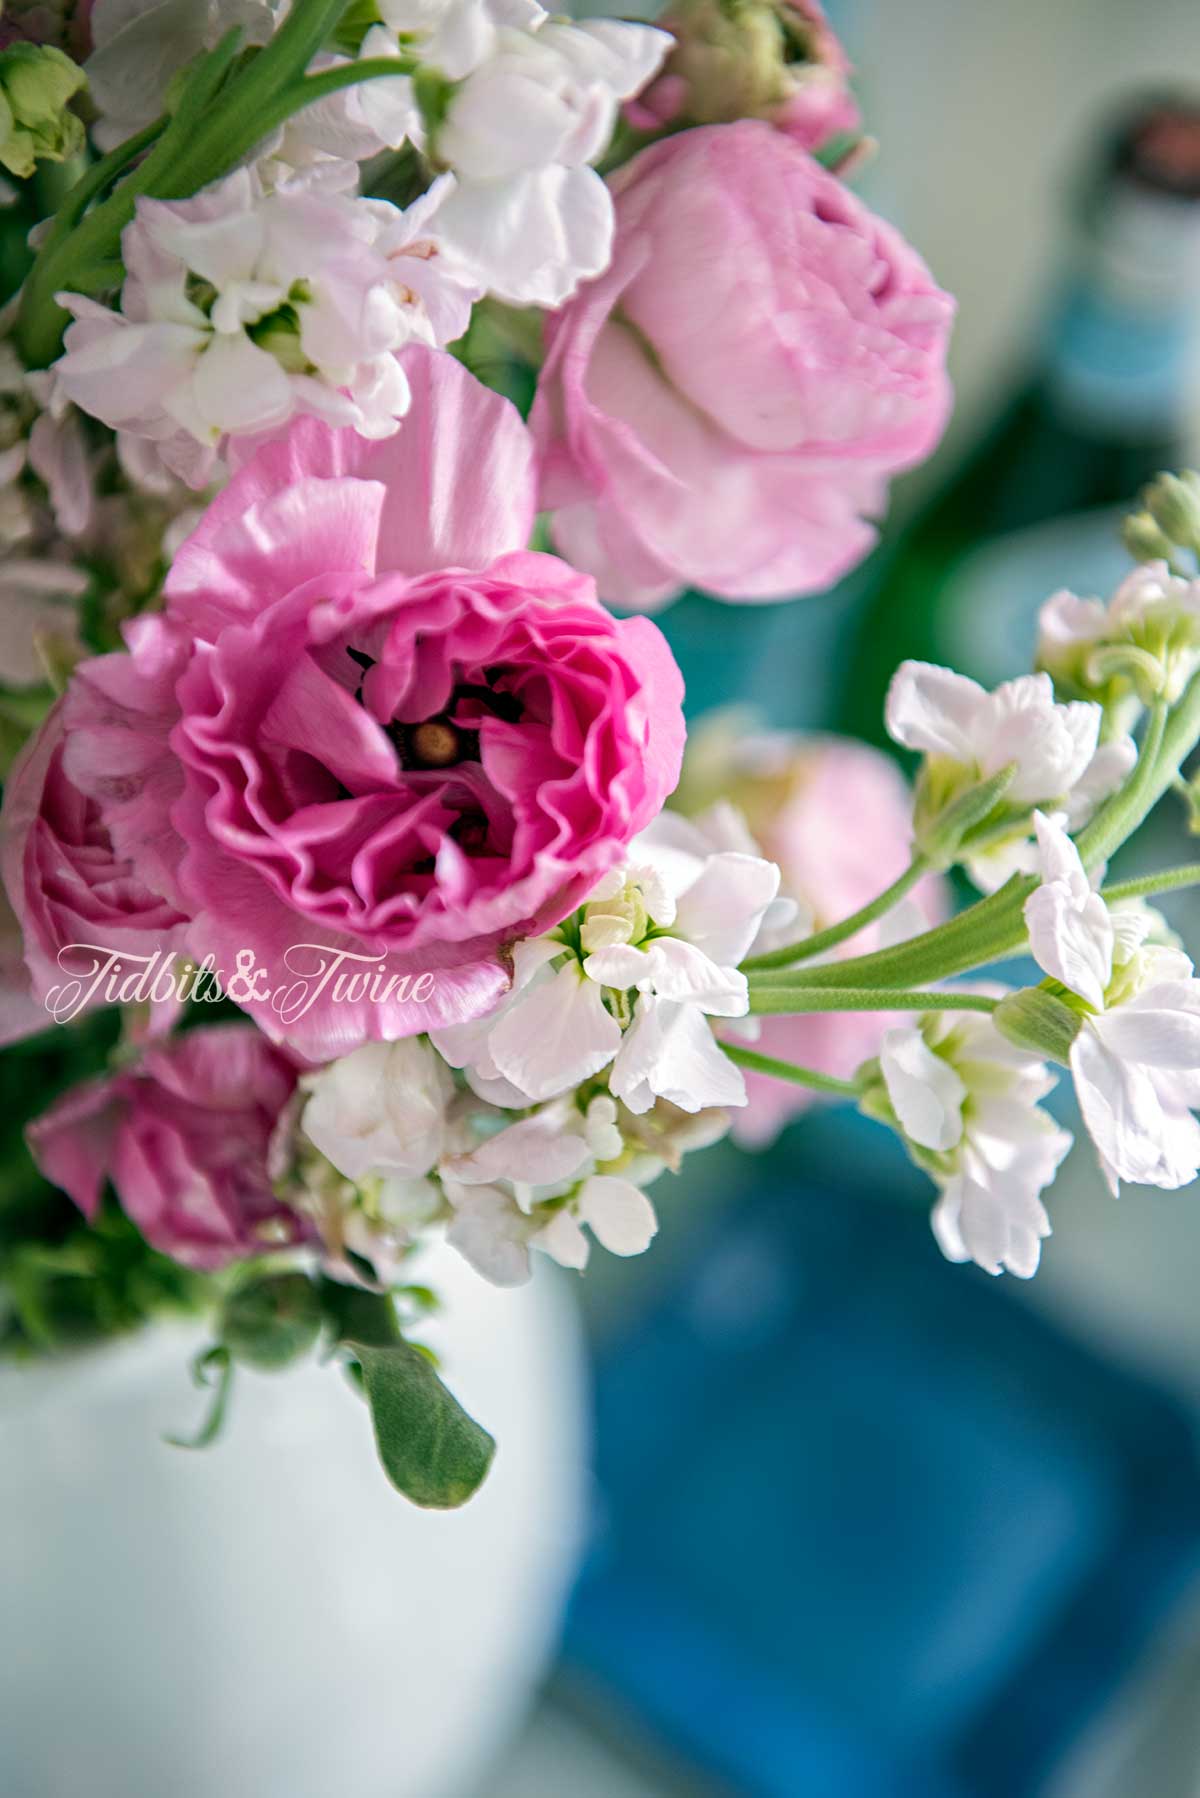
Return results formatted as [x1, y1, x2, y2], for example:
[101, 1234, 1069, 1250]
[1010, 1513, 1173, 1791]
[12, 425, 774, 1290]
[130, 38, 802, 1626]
[532, 121, 954, 611]
[59, 346, 685, 1058]
[27, 1026, 310, 1270]
[710, 731, 947, 1145]
[0, 693, 189, 1023]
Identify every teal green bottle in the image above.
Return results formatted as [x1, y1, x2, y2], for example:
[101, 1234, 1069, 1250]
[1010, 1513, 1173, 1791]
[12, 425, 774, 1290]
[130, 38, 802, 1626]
[839, 95, 1200, 746]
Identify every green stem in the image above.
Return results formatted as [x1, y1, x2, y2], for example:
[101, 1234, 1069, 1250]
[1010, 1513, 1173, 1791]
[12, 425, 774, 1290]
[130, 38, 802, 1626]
[721, 1041, 862, 1097]
[746, 985, 998, 1016]
[743, 855, 928, 972]
[1101, 862, 1200, 902]
[1076, 699, 1170, 867]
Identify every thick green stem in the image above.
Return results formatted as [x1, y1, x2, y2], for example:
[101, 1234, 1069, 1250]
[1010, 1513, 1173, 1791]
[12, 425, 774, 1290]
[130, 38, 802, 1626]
[743, 855, 928, 973]
[721, 1041, 862, 1097]
[746, 985, 998, 1016]
[1101, 862, 1200, 902]
[1076, 699, 1170, 867]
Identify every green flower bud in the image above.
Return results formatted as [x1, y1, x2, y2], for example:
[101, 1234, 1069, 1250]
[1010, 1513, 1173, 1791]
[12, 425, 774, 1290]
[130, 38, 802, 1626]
[1122, 508, 1173, 565]
[0, 43, 85, 180]
[993, 987, 1082, 1064]
[219, 1271, 323, 1371]
[1142, 470, 1200, 559]
[912, 759, 1018, 867]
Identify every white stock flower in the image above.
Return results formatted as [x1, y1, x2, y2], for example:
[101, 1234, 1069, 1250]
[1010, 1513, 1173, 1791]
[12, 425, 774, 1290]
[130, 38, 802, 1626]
[432, 811, 781, 1115]
[886, 663, 1102, 809]
[443, 1092, 658, 1284]
[300, 1037, 453, 1183]
[1025, 811, 1200, 1196]
[877, 1006, 1071, 1278]
[427, 15, 671, 305]
[53, 167, 481, 485]
[885, 662, 1126, 890]
[1037, 562, 1200, 711]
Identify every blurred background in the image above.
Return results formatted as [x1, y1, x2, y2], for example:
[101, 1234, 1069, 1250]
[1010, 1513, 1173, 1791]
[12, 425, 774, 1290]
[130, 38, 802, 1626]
[479, 0, 1200, 1793]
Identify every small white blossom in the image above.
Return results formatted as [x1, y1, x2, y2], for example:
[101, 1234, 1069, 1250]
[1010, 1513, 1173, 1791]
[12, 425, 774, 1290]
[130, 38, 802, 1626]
[53, 167, 481, 485]
[875, 1006, 1071, 1278]
[885, 662, 1124, 889]
[886, 662, 1102, 810]
[1026, 811, 1200, 1195]
[426, 15, 671, 305]
[1038, 562, 1200, 711]
[301, 1038, 453, 1183]
[433, 811, 782, 1114]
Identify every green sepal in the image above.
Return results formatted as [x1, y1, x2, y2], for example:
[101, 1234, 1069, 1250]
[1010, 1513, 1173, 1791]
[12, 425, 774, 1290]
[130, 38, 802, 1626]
[915, 761, 1018, 864]
[993, 986, 1083, 1064]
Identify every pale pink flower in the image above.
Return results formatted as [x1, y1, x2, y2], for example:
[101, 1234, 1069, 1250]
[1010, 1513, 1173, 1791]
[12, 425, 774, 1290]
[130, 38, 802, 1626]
[532, 121, 954, 611]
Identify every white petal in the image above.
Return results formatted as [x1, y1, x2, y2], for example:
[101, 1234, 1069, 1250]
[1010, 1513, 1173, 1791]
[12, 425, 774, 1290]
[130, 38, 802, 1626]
[443, 1111, 591, 1188]
[884, 661, 984, 762]
[577, 1175, 658, 1256]
[444, 1183, 533, 1286]
[1024, 882, 1113, 1010]
[880, 1025, 966, 1153]
[672, 851, 781, 969]
[609, 998, 745, 1115]
[488, 960, 621, 1100]
[531, 1206, 590, 1271]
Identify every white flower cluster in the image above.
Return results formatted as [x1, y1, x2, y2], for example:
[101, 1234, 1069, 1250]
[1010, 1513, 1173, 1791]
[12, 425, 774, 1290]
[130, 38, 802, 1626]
[294, 812, 782, 1286]
[54, 166, 481, 485]
[1025, 812, 1200, 1196]
[869, 1005, 1071, 1279]
[59, 0, 669, 481]
[885, 661, 1134, 891]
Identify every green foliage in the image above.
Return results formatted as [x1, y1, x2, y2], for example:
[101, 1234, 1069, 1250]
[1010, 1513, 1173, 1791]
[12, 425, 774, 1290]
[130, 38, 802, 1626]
[349, 1338, 496, 1509]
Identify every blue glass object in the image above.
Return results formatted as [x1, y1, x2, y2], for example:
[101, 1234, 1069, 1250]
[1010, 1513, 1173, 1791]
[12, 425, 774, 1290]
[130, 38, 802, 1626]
[564, 1160, 1200, 1796]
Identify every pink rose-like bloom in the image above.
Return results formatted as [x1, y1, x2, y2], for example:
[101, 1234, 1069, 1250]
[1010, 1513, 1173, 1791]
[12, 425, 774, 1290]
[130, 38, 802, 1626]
[27, 1026, 309, 1270]
[60, 346, 685, 1058]
[532, 121, 954, 612]
[1, 694, 189, 1022]
[720, 732, 946, 1146]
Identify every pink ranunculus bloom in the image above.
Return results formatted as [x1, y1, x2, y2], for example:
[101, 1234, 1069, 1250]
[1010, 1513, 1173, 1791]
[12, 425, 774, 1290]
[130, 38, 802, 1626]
[27, 1025, 310, 1270]
[532, 121, 954, 612]
[688, 727, 947, 1146]
[0, 692, 189, 1024]
[58, 346, 685, 1059]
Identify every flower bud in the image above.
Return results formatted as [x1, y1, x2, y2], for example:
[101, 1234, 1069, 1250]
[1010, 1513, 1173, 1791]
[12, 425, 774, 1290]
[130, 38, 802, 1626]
[219, 1272, 323, 1371]
[630, 0, 859, 151]
[993, 987, 1082, 1064]
[0, 43, 85, 179]
[1122, 508, 1174, 565]
[1141, 470, 1200, 559]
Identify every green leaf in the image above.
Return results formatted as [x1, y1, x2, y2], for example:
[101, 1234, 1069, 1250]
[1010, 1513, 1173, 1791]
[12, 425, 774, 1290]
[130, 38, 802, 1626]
[348, 1339, 495, 1509]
